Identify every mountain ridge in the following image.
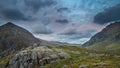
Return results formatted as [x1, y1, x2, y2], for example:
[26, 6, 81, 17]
[82, 22, 120, 51]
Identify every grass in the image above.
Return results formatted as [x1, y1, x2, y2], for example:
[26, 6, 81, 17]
[0, 45, 120, 68]
[0, 55, 12, 68]
[44, 45, 120, 68]
[87, 40, 120, 55]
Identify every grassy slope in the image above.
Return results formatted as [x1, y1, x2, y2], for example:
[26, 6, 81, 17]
[44, 46, 120, 68]
[0, 45, 120, 68]
[83, 22, 120, 53]
[86, 40, 120, 54]
[0, 55, 12, 68]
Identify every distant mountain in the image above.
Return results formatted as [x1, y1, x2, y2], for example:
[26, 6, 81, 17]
[0, 22, 40, 58]
[40, 40, 81, 47]
[83, 22, 120, 51]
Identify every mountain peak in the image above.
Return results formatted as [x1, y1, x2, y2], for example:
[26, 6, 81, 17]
[6, 22, 14, 25]
[3, 22, 16, 27]
[0, 22, 40, 58]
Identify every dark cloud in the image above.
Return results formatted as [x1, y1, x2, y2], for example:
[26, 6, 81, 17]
[60, 28, 77, 35]
[33, 30, 53, 34]
[0, 0, 16, 8]
[32, 24, 53, 34]
[57, 7, 70, 13]
[60, 29, 96, 39]
[0, 0, 56, 21]
[55, 19, 69, 24]
[0, 9, 27, 21]
[94, 4, 120, 24]
[24, 0, 56, 12]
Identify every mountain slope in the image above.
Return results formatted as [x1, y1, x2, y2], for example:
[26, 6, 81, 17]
[0, 22, 40, 58]
[83, 22, 120, 51]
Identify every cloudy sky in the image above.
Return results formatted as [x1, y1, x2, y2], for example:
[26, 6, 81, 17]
[0, 0, 120, 44]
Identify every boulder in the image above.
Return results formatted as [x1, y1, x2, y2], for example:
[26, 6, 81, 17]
[79, 65, 88, 68]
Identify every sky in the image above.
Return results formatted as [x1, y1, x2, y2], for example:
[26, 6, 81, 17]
[0, 0, 120, 44]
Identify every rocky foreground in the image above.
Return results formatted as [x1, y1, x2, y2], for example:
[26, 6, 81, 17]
[0, 45, 120, 68]
[6, 46, 70, 68]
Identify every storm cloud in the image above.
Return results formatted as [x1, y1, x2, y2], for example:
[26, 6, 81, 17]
[33, 28, 53, 34]
[60, 28, 96, 39]
[0, 9, 27, 20]
[94, 4, 120, 24]
[55, 19, 69, 24]
[0, 0, 56, 21]
[24, 0, 56, 12]
[57, 7, 70, 13]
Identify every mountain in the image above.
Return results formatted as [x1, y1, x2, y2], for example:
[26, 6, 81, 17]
[0, 22, 40, 58]
[83, 22, 120, 51]
[40, 40, 81, 47]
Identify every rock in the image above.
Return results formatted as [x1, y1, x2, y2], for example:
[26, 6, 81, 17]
[79, 65, 88, 68]
[43, 57, 51, 64]
[72, 51, 81, 54]
[55, 49, 63, 53]
[50, 54, 59, 60]
[13, 61, 20, 68]
[6, 46, 70, 68]
[31, 52, 37, 60]
[62, 65, 68, 68]
[40, 66, 44, 68]
[39, 60, 44, 66]
[23, 62, 28, 68]
[19, 64, 24, 68]
[58, 52, 71, 59]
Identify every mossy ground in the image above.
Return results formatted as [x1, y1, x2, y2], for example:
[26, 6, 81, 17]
[0, 55, 12, 68]
[0, 45, 120, 68]
[44, 45, 120, 68]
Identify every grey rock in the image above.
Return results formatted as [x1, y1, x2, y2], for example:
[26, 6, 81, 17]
[6, 46, 70, 68]
[79, 65, 88, 68]
[62, 65, 68, 68]
[58, 52, 71, 59]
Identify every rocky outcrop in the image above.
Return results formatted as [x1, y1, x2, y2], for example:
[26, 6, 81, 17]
[6, 46, 70, 68]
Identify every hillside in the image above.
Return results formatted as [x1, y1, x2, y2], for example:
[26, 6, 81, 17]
[83, 22, 120, 51]
[0, 22, 40, 58]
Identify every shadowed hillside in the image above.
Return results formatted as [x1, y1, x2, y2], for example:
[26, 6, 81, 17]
[0, 22, 40, 58]
[83, 22, 120, 52]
